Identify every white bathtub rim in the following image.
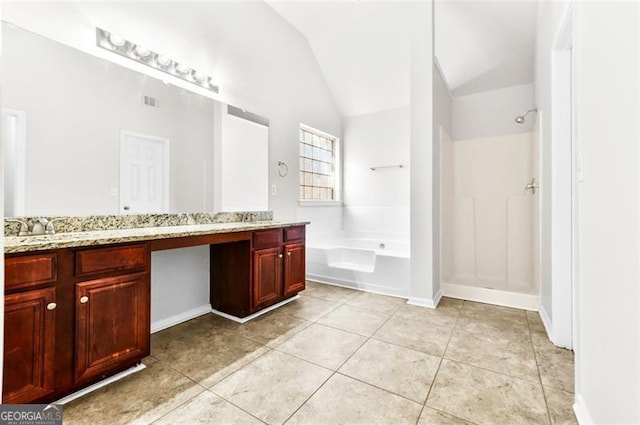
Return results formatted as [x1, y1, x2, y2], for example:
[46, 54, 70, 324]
[307, 243, 410, 259]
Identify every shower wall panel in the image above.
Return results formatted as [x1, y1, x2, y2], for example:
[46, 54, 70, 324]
[442, 132, 538, 295]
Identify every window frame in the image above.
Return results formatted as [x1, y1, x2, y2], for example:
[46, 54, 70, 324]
[298, 123, 342, 206]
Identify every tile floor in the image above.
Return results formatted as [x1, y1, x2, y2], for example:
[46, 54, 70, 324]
[63, 281, 577, 425]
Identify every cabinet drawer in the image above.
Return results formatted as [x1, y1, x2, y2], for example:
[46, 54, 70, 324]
[284, 226, 305, 242]
[253, 229, 282, 249]
[75, 244, 148, 277]
[5, 253, 57, 291]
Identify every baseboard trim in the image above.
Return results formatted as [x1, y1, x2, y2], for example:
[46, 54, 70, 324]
[442, 282, 539, 311]
[151, 305, 212, 333]
[538, 304, 553, 337]
[406, 291, 441, 309]
[305, 273, 409, 298]
[573, 393, 594, 425]
[211, 296, 299, 324]
[55, 364, 146, 405]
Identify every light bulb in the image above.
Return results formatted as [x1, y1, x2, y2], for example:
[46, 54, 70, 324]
[192, 71, 208, 83]
[133, 45, 151, 58]
[156, 55, 172, 67]
[175, 63, 191, 74]
[108, 33, 126, 48]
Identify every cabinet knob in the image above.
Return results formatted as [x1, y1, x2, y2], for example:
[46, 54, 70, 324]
[47, 302, 57, 311]
[79, 296, 89, 304]
[287, 252, 291, 256]
[278, 254, 283, 258]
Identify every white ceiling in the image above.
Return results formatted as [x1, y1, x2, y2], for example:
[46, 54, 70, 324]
[269, 1, 539, 114]
[435, 1, 539, 97]
[267, 1, 418, 118]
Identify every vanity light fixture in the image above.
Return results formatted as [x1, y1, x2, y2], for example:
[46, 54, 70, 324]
[96, 27, 219, 94]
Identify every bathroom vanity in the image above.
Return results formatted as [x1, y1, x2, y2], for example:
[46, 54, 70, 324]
[2, 214, 307, 404]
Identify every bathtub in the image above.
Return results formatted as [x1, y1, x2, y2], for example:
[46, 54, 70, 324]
[306, 233, 410, 297]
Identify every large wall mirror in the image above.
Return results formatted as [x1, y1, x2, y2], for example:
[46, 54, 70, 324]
[2, 22, 269, 217]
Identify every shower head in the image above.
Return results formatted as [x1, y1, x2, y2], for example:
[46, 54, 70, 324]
[515, 108, 538, 124]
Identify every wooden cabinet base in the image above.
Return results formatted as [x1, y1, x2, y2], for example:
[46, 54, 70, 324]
[3, 287, 56, 404]
[4, 225, 306, 403]
[75, 273, 150, 384]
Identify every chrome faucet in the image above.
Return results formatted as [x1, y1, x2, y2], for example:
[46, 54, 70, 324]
[31, 218, 49, 235]
[6, 219, 30, 236]
[6, 217, 64, 236]
[44, 218, 64, 235]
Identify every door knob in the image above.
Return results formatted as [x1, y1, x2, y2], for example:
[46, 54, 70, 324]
[79, 296, 89, 304]
[524, 178, 540, 195]
[47, 302, 57, 310]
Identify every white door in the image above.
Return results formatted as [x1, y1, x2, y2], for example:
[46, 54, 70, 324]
[120, 131, 169, 214]
[3, 108, 26, 216]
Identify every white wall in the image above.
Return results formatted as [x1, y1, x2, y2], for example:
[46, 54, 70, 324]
[2, 3, 342, 328]
[452, 83, 535, 141]
[534, 1, 573, 348]
[217, 111, 269, 212]
[409, 2, 436, 306]
[342, 106, 410, 236]
[2, 2, 343, 221]
[573, 3, 640, 423]
[433, 61, 453, 302]
[150, 247, 210, 332]
[296, 205, 343, 238]
[2, 25, 215, 216]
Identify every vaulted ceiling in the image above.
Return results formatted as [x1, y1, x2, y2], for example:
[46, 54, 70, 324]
[267, 1, 418, 118]
[435, 1, 538, 96]
[269, 0, 539, 113]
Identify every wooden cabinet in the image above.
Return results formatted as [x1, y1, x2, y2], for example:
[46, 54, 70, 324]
[250, 226, 305, 312]
[3, 286, 56, 403]
[4, 224, 305, 403]
[3, 244, 150, 404]
[75, 273, 150, 383]
[212, 226, 306, 317]
[252, 247, 283, 309]
[284, 243, 305, 297]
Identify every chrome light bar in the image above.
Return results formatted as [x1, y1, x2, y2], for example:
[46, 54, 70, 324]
[96, 27, 219, 94]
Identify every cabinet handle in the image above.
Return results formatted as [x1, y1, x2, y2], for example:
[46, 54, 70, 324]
[278, 254, 283, 258]
[79, 296, 89, 304]
[47, 302, 57, 311]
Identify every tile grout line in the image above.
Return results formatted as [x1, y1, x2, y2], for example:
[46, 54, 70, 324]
[281, 293, 372, 423]
[527, 312, 554, 425]
[282, 292, 406, 424]
[414, 301, 465, 425]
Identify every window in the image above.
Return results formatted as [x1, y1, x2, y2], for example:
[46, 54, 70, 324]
[299, 125, 339, 202]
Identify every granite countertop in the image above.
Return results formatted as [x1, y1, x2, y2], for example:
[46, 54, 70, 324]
[5, 220, 309, 254]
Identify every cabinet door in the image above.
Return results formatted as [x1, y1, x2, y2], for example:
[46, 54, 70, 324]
[75, 273, 150, 383]
[284, 243, 306, 297]
[3, 287, 56, 403]
[252, 247, 282, 310]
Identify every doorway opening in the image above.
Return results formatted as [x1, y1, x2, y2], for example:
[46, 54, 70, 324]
[2, 108, 26, 217]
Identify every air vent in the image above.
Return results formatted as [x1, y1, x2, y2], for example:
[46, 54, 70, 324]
[142, 94, 159, 108]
